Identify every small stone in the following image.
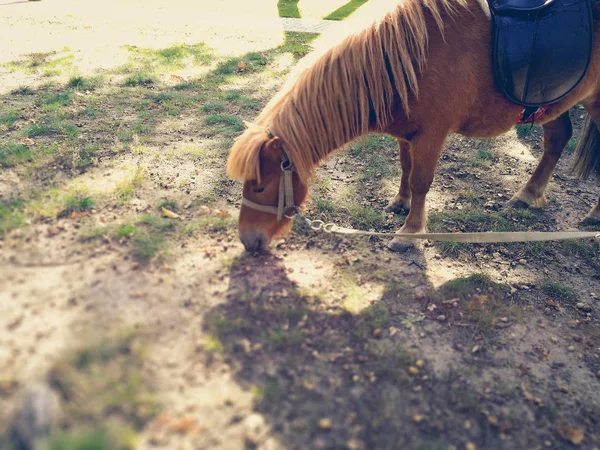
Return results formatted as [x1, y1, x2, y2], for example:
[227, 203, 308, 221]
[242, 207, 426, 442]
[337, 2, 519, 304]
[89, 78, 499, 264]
[47, 226, 60, 237]
[357, 355, 367, 363]
[318, 418, 332, 430]
[596, 370, 600, 379]
[464, 420, 472, 430]
[488, 287, 494, 294]
[466, 443, 476, 450]
[416, 360, 425, 368]
[576, 303, 593, 312]
[573, 335, 583, 343]
[551, 336, 558, 343]
[408, 366, 420, 375]
[567, 345, 575, 352]
[518, 259, 527, 265]
[544, 441, 552, 447]
[412, 414, 425, 423]
[471, 345, 481, 354]
[499, 317, 508, 323]
[198, 205, 210, 215]
[436, 314, 447, 322]
[372, 329, 382, 339]
[244, 414, 266, 443]
[455, 344, 464, 352]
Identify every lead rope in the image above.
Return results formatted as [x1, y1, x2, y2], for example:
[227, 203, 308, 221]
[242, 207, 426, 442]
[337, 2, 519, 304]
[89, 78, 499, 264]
[294, 211, 600, 243]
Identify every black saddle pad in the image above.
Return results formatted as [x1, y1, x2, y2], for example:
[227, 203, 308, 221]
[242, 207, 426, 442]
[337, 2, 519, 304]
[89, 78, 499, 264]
[489, 0, 593, 107]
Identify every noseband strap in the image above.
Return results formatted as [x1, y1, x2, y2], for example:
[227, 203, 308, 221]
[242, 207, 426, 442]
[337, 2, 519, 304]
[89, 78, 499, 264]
[241, 140, 296, 221]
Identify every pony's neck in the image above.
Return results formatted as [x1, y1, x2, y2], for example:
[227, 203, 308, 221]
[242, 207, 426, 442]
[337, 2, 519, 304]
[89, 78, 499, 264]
[256, 0, 453, 181]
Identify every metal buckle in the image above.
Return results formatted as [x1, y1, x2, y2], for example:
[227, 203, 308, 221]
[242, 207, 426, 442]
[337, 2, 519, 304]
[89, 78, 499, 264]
[281, 160, 292, 171]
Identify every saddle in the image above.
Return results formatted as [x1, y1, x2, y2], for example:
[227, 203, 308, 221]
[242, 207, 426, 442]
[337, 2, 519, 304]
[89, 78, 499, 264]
[488, 0, 594, 121]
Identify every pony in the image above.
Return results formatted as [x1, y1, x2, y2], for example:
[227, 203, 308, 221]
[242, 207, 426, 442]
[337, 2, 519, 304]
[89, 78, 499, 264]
[226, 0, 600, 252]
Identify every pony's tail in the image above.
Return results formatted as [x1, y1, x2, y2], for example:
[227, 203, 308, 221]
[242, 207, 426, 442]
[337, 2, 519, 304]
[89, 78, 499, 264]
[571, 114, 600, 180]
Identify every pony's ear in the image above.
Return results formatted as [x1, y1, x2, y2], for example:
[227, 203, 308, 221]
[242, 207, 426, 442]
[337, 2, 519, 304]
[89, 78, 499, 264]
[261, 136, 282, 161]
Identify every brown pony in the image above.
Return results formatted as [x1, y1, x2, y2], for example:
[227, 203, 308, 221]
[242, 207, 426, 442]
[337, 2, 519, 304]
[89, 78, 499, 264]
[226, 0, 600, 252]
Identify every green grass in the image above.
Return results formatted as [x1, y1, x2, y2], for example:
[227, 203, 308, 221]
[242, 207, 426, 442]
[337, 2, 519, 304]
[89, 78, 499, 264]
[277, 0, 301, 18]
[0, 198, 25, 235]
[63, 194, 94, 214]
[48, 331, 158, 449]
[438, 273, 496, 300]
[324, 0, 369, 20]
[0, 111, 19, 130]
[115, 224, 137, 239]
[213, 52, 268, 75]
[353, 302, 390, 340]
[347, 204, 385, 229]
[515, 124, 533, 138]
[122, 72, 155, 87]
[200, 102, 226, 113]
[0, 142, 33, 167]
[540, 280, 576, 302]
[428, 208, 537, 233]
[125, 43, 213, 69]
[130, 215, 176, 263]
[67, 75, 104, 91]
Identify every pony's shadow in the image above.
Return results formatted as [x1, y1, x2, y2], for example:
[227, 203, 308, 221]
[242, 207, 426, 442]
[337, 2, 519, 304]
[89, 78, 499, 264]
[201, 246, 502, 449]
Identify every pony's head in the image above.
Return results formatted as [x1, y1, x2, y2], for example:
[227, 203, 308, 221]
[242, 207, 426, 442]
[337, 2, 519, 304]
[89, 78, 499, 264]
[226, 121, 309, 252]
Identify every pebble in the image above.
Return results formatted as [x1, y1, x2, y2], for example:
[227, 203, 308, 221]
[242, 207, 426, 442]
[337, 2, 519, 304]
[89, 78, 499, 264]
[573, 335, 583, 343]
[576, 303, 593, 312]
[318, 418, 332, 430]
[466, 442, 476, 450]
[412, 414, 425, 423]
[244, 413, 266, 443]
[416, 360, 425, 368]
[551, 336, 558, 343]
[567, 345, 575, 352]
[408, 366, 419, 375]
[372, 329, 382, 339]
[518, 259, 527, 265]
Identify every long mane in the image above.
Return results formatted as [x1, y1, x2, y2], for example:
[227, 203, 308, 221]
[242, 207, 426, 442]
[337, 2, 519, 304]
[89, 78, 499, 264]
[226, 0, 468, 183]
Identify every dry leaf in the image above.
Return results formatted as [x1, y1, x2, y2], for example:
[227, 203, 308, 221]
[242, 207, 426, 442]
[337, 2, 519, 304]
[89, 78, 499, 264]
[162, 207, 181, 219]
[169, 416, 198, 434]
[237, 61, 248, 71]
[170, 74, 185, 81]
[215, 210, 228, 218]
[546, 299, 560, 308]
[556, 424, 585, 444]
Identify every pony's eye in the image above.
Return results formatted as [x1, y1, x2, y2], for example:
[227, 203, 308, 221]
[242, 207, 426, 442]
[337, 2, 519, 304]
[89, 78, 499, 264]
[253, 187, 265, 193]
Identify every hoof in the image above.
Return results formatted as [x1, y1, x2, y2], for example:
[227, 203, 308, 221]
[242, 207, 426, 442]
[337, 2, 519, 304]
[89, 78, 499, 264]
[385, 197, 411, 215]
[580, 215, 600, 226]
[387, 238, 416, 253]
[507, 197, 532, 209]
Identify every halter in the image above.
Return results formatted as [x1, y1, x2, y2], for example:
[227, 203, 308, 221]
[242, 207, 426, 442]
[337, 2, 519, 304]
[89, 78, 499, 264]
[240, 128, 296, 221]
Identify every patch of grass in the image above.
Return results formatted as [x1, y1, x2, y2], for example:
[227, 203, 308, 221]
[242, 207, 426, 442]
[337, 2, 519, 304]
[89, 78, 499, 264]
[79, 226, 109, 242]
[0, 111, 19, 130]
[202, 114, 244, 136]
[263, 328, 303, 351]
[213, 52, 268, 75]
[515, 124, 533, 138]
[114, 168, 145, 201]
[40, 91, 73, 107]
[128, 214, 177, 263]
[200, 102, 226, 113]
[11, 86, 34, 95]
[324, 0, 369, 20]
[5, 50, 74, 75]
[183, 214, 235, 234]
[439, 273, 496, 300]
[67, 75, 104, 91]
[540, 280, 576, 302]
[0, 198, 25, 235]
[48, 331, 159, 447]
[0, 141, 33, 167]
[564, 137, 577, 154]
[158, 200, 178, 211]
[62, 193, 94, 214]
[115, 224, 137, 239]
[437, 241, 469, 257]
[77, 145, 99, 168]
[347, 204, 385, 229]
[122, 72, 155, 87]
[125, 43, 213, 70]
[277, 0, 300, 18]
[353, 302, 390, 340]
[429, 208, 536, 233]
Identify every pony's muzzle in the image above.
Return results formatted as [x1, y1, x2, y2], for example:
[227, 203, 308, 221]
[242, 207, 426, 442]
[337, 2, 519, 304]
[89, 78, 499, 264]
[240, 230, 270, 253]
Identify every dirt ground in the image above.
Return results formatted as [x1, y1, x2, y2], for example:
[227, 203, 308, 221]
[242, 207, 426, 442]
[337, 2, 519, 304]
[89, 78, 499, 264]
[1, 1, 599, 450]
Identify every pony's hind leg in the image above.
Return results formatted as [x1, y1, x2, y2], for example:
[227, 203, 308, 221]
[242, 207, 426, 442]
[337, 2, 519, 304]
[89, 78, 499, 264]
[509, 111, 572, 209]
[581, 196, 600, 224]
[388, 131, 447, 252]
[386, 139, 412, 214]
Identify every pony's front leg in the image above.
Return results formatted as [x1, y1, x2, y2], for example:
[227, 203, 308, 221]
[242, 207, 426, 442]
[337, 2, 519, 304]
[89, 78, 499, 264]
[386, 139, 412, 214]
[388, 132, 446, 252]
[509, 112, 572, 209]
[582, 196, 600, 224]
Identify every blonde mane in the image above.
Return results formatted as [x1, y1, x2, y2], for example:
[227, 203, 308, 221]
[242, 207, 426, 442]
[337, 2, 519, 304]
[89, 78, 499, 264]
[226, 0, 468, 183]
